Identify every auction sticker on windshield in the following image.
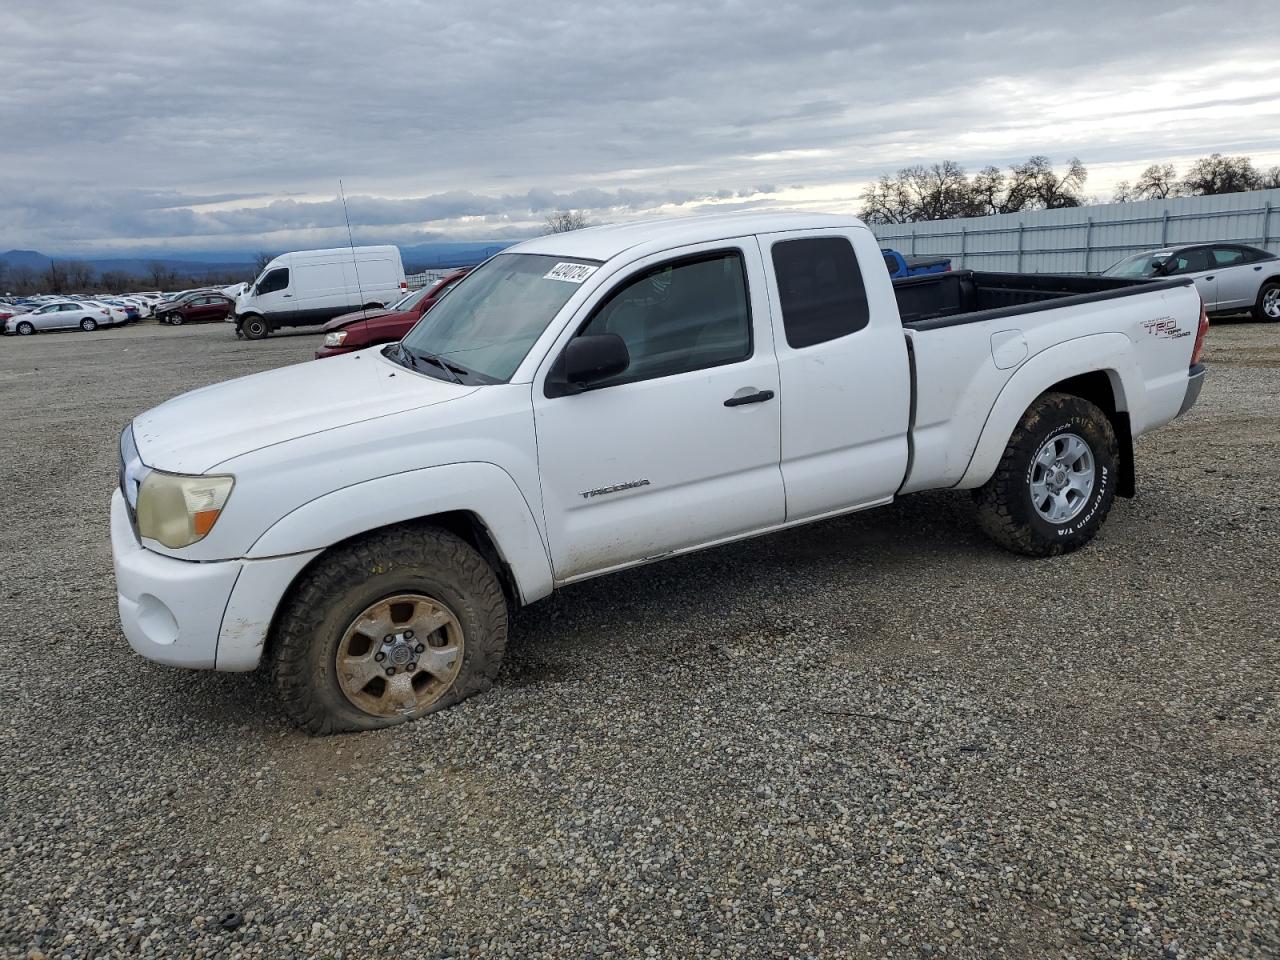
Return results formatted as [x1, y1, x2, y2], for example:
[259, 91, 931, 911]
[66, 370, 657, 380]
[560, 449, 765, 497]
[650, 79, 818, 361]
[544, 262, 598, 283]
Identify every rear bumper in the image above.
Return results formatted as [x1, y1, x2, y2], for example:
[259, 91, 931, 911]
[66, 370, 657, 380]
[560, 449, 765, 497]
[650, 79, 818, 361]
[110, 490, 320, 671]
[1179, 363, 1206, 416]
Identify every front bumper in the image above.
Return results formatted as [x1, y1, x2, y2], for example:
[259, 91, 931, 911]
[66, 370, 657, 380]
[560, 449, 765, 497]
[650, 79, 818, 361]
[314, 342, 360, 359]
[110, 490, 320, 671]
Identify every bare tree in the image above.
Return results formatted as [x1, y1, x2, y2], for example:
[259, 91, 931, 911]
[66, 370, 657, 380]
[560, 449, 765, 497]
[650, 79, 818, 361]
[45, 261, 69, 294]
[66, 261, 95, 292]
[11, 266, 37, 295]
[858, 174, 915, 224]
[1180, 154, 1262, 195]
[860, 156, 1089, 223]
[971, 165, 1010, 215]
[1262, 166, 1280, 190]
[0, 260, 9, 294]
[147, 262, 176, 290]
[253, 251, 274, 275]
[100, 270, 134, 292]
[1133, 163, 1180, 200]
[1004, 156, 1088, 211]
[544, 210, 590, 233]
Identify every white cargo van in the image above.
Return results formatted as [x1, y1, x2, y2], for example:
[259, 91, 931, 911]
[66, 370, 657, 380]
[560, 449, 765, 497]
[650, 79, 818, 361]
[234, 245, 407, 339]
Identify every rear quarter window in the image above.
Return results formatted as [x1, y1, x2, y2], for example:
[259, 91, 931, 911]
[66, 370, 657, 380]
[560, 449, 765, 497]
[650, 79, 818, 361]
[771, 237, 870, 349]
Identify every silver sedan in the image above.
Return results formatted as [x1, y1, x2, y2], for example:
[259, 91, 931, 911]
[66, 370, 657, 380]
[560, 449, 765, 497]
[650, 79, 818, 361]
[3, 300, 115, 335]
[1103, 243, 1280, 321]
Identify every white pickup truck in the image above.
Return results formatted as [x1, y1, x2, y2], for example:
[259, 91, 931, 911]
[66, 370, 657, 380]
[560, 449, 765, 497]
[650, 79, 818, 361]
[111, 213, 1208, 733]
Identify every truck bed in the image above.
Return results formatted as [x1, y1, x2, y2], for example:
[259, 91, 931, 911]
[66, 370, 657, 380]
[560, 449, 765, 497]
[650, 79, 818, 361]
[894, 270, 1194, 328]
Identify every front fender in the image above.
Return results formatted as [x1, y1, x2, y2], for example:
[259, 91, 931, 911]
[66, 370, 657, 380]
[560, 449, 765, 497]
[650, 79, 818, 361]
[246, 461, 555, 605]
[956, 333, 1141, 490]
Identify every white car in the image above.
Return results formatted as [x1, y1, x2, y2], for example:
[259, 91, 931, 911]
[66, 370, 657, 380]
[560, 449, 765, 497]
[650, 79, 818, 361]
[112, 211, 1207, 733]
[84, 300, 130, 324]
[4, 300, 114, 334]
[1103, 242, 1280, 321]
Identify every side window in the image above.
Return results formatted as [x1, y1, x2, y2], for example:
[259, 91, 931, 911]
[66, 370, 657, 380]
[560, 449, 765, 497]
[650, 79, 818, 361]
[1168, 249, 1212, 274]
[1211, 247, 1245, 267]
[771, 237, 869, 349]
[577, 251, 751, 387]
[257, 268, 289, 295]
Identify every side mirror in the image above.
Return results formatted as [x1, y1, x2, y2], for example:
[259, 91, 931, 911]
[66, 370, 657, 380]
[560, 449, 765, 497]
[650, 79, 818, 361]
[560, 334, 630, 391]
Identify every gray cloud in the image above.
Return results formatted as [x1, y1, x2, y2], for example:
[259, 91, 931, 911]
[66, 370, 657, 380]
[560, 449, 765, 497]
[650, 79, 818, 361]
[2, 0, 1279, 253]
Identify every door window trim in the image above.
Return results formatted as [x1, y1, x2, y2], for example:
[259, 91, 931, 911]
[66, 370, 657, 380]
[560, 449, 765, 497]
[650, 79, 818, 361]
[543, 246, 755, 398]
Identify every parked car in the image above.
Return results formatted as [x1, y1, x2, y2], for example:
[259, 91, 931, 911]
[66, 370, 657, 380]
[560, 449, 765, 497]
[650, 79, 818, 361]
[235, 245, 407, 340]
[103, 298, 141, 322]
[3, 300, 113, 334]
[83, 300, 130, 325]
[158, 293, 236, 325]
[111, 212, 1207, 733]
[1103, 243, 1280, 320]
[315, 268, 471, 358]
[881, 248, 951, 280]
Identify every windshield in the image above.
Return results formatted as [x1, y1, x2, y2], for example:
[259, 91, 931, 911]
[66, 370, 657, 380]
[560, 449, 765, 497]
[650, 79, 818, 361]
[1103, 252, 1169, 278]
[386, 286, 432, 312]
[399, 253, 597, 383]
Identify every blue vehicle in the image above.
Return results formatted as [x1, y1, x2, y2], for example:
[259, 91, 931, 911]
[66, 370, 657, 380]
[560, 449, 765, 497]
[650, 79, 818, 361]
[881, 248, 952, 280]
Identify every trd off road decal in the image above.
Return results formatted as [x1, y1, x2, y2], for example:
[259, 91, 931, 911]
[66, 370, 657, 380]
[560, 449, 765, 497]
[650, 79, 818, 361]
[544, 262, 598, 284]
[1140, 316, 1190, 340]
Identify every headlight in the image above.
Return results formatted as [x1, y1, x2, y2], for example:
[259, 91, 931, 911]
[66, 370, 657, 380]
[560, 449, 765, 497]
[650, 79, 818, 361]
[136, 471, 234, 548]
[324, 330, 348, 347]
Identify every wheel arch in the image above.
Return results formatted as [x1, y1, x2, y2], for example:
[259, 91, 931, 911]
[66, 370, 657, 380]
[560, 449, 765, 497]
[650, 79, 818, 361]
[245, 462, 554, 606]
[957, 334, 1141, 492]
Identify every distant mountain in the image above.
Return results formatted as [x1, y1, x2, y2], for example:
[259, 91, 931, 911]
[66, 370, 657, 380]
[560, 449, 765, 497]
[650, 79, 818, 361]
[1, 240, 517, 280]
[1, 249, 254, 279]
[400, 242, 514, 272]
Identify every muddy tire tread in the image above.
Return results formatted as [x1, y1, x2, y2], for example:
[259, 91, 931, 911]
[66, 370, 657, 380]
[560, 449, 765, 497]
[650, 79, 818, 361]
[974, 392, 1117, 558]
[267, 524, 507, 735]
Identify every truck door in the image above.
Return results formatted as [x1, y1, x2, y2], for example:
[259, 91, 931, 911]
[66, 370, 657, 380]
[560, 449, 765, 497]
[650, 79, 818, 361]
[250, 267, 292, 325]
[532, 242, 785, 581]
[755, 228, 911, 521]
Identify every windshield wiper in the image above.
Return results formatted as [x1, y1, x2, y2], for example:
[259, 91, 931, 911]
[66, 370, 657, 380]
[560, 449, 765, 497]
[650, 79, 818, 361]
[405, 345, 467, 384]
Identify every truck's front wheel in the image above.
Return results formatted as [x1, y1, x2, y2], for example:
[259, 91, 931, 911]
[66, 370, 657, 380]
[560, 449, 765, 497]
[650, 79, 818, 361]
[269, 525, 508, 734]
[241, 315, 269, 340]
[974, 392, 1118, 557]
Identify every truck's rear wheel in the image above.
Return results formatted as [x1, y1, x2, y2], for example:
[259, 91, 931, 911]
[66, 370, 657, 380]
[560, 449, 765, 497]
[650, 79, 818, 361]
[242, 315, 269, 339]
[268, 524, 508, 734]
[974, 392, 1118, 557]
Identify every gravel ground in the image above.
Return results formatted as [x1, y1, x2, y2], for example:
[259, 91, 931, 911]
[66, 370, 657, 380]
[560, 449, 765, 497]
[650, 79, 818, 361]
[0, 318, 1276, 959]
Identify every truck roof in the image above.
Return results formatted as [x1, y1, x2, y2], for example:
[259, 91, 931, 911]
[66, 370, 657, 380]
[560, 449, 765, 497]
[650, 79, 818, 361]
[511, 211, 867, 262]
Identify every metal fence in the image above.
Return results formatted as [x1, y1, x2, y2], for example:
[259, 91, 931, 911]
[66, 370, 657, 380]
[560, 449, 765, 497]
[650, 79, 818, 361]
[404, 268, 462, 290]
[870, 188, 1280, 274]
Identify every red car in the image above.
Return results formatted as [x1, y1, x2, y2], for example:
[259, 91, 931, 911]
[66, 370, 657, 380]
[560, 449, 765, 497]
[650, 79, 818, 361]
[314, 268, 470, 358]
[157, 293, 236, 325]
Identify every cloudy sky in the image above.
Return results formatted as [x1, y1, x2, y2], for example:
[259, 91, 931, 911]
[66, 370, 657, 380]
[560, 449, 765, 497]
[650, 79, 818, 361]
[3, 0, 1280, 256]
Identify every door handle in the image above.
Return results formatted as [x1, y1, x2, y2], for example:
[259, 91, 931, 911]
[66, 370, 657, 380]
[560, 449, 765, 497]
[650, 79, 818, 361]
[724, 389, 775, 407]
[283, 293, 293, 298]
[1203, 276, 1214, 281]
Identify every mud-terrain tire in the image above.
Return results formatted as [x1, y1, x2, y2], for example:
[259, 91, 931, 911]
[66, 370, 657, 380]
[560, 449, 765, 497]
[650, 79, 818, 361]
[1254, 281, 1280, 322]
[241, 314, 269, 339]
[974, 392, 1118, 557]
[268, 524, 508, 735]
